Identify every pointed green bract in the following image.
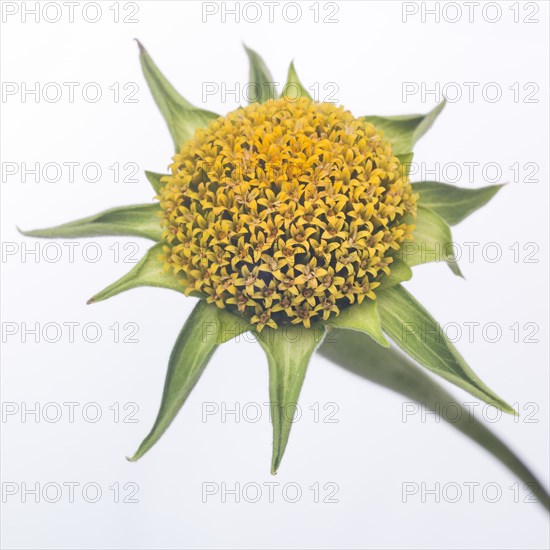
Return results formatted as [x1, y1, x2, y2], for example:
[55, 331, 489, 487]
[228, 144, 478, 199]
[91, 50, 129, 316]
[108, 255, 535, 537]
[363, 101, 446, 155]
[377, 285, 515, 414]
[214, 307, 252, 344]
[330, 300, 388, 347]
[397, 206, 462, 276]
[19, 204, 162, 241]
[88, 243, 189, 303]
[377, 259, 413, 291]
[145, 171, 168, 195]
[413, 181, 503, 226]
[282, 61, 311, 101]
[396, 152, 414, 177]
[258, 324, 324, 474]
[137, 41, 219, 150]
[318, 330, 548, 511]
[128, 302, 247, 461]
[243, 44, 278, 103]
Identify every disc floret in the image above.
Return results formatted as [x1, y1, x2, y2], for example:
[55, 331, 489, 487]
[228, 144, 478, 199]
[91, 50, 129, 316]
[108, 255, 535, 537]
[159, 97, 417, 329]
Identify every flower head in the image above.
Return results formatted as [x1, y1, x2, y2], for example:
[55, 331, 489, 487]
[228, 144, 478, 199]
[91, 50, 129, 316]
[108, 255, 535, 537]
[159, 97, 417, 328]
[19, 44, 526, 485]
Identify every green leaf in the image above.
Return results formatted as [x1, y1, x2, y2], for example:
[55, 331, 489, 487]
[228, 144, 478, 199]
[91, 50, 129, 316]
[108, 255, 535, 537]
[397, 206, 462, 277]
[243, 44, 278, 103]
[128, 301, 248, 461]
[318, 331, 549, 511]
[413, 181, 503, 226]
[87, 243, 187, 304]
[137, 40, 219, 151]
[377, 285, 515, 414]
[282, 61, 311, 101]
[258, 324, 325, 474]
[145, 171, 168, 195]
[19, 204, 162, 241]
[377, 259, 413, 291]
[363, 100, 446, 155]
[329, 300, 388, 347]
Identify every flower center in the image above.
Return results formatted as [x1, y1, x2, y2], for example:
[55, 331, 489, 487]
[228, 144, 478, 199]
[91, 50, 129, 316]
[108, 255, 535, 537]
[159, 97, 417, 329]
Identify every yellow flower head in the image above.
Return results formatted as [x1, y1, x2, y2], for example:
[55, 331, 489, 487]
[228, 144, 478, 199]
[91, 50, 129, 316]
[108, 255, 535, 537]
[20, 43, 519, 481]
[159, 97, 417, 329]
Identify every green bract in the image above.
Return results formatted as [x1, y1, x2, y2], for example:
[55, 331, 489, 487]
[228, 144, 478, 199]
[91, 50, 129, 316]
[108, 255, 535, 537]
[20, 42, 549, 510]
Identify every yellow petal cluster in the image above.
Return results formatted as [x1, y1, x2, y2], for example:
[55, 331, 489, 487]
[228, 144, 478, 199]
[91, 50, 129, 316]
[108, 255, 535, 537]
[159, 97, 416, 329]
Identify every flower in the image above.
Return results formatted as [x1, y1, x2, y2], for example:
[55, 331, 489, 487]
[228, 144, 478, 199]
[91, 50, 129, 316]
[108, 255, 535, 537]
[159, 97, 416, 329]
[20, 42, 517, 477]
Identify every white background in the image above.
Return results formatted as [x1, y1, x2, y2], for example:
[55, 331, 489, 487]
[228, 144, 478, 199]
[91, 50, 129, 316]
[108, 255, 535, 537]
[1, 1, 549, 548]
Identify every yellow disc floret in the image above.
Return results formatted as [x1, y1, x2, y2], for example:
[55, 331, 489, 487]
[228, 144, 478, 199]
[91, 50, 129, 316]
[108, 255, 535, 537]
[159, 97, 417, 329]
